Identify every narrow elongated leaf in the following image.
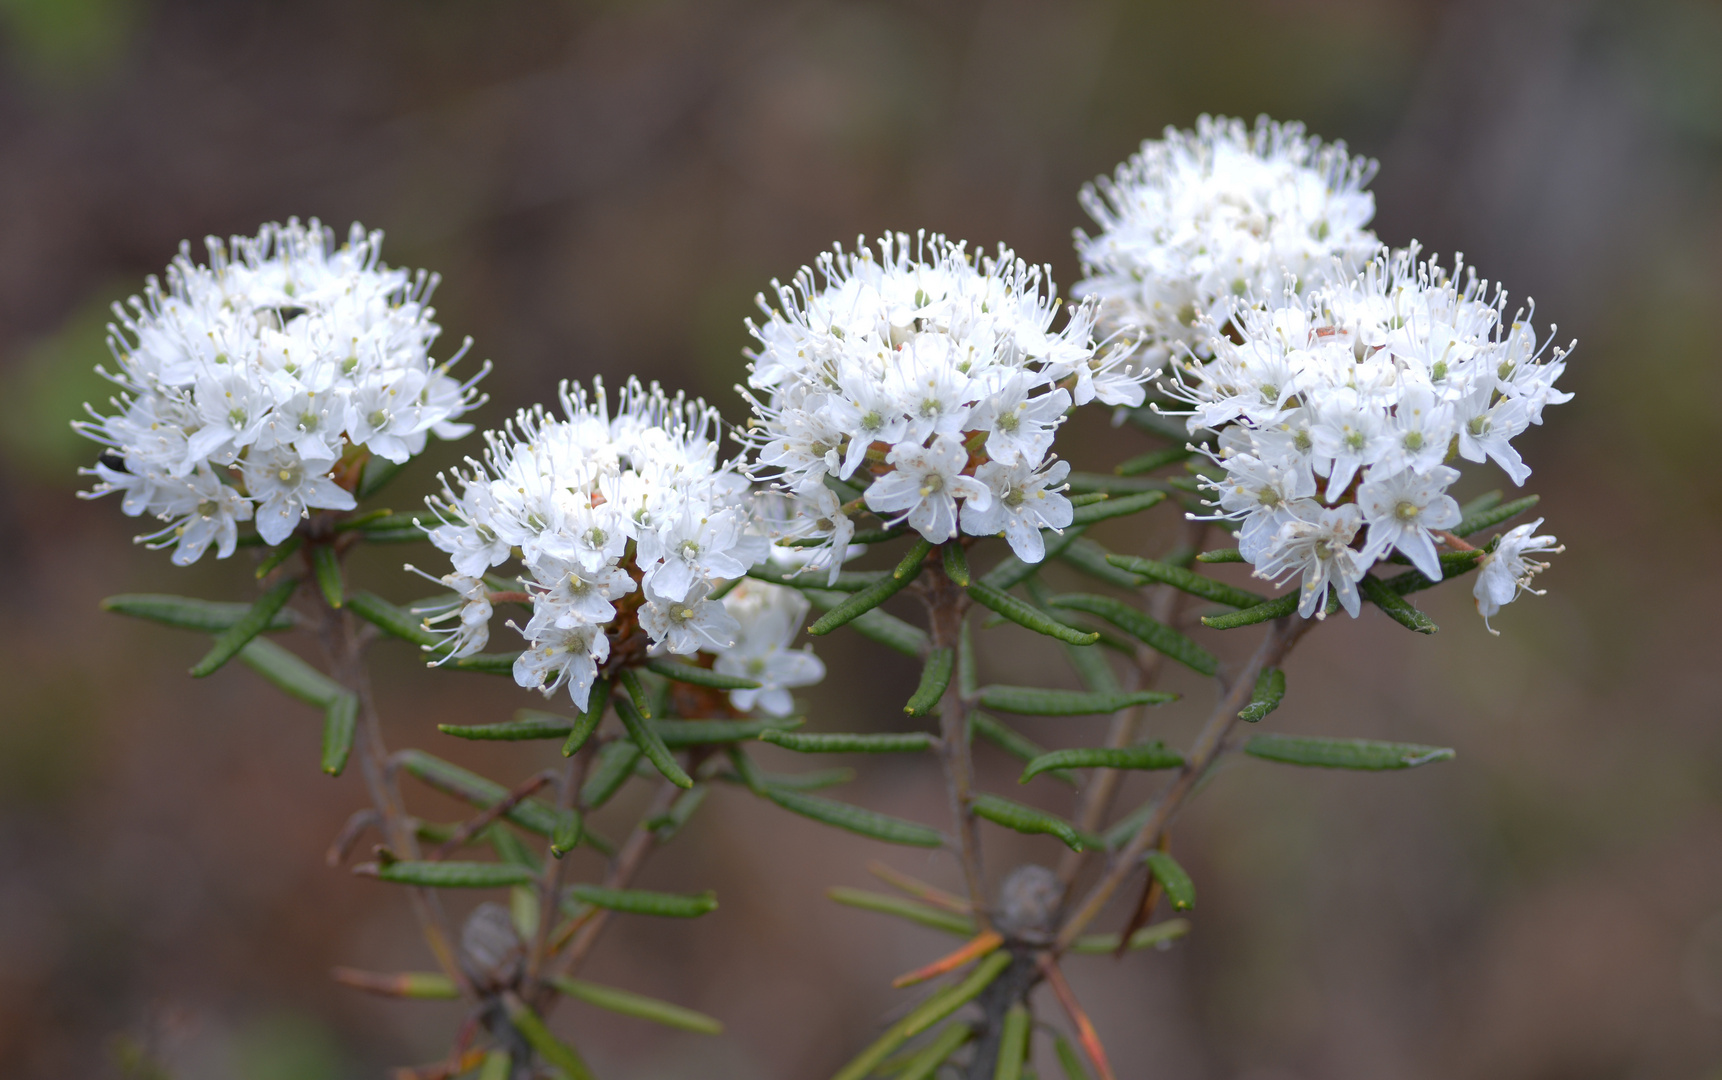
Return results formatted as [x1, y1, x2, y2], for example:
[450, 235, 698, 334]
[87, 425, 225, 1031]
[1115, 445, 1193, 477]
[617, 668, 652, 719]
[1062, 639, 1120, 695]
[977, 685, 1175, 716]
[646, 783, 707, 839]
[451, 651, 521, 675]
[1048, 593, 1218, 676]
[756, 767, 854, 791]
[370, 860, 534, 888]
[566, 885, 717, 918]
[942, 542, 971, 586]
[1143, 850, 1195, 910]
[1058, 538, 1148, 589]
[549, 977, 722, 1035]
[958, 619, 977, 699]
[898, 1022, 972, 1080]
[1200, 593, 1298, 630]
[995, 1005, 1031, 1080]
[761, 731, 934, 753]
[395, 749, 561, 835]
[440, 714, 573, 741]
[970, 793, 1083, 850]
[645, 659, 760, 691]
[826, 888, 975, 935]
[332, 968, 460, 1000]
[1455, 493, 1539, 537]
[1360, 574, 1438, 633]
[1237, 668, 1286, 723]
[980, 525, 1087, 591]
[808, 567, 918, 636]
[848, 525, 911, 545]
[1066, 918, 1191, 954]
[1104, 555, 1265, 609]
[651, 717, 798, 747]
[968, 581, 1098, 646]
[1019, 743, 1182, 783]
[1065, 471, 1167, 495]
[614, 695, 692, 789]
[564, 679, 610, 757]
[237, 638, 344, 707]
[321, 693, 358, 776]
[102, 593, 296, 633]
[828, 953, 1011, 1080]
[548, 806, 582, 858]
[580, 741, 641, 808]
[969, 712, 1075, 787]
[346, 590, 442, 650]
[1195, 548, 1244, 563]
[764, 787, 943, 847]
[504, 993, 595, 1080]
[905, 647, 954, 716]
[1383, 550, 1484, 596]
[488, 823, 542, 871]
[895, 538, 935, 579]
[252, 534, 305, 578]
[1069, 490, 1166, 525]
[1245, 734, 1456, 770]
[355, 455, 403, 499]
[747, 564, 886, 592]
[310, 544, 344, 609]
[191, 575, 301, 677]
[803, 588, 928, 656]
[477, 1051, 509, 1080]
[1054, 1033, 1094, 1080]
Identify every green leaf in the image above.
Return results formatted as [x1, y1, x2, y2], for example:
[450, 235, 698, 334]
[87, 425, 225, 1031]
[439, 713, 573, 741]
[580, 741, 642, 808]
[487, 822, 542, 871]
[848, 525, 911, 545]
[825, 887, 975, 936]
[958, 619, 978, 699]
[1195, 548, 1244, 563]
[356, 456, 403, 499]
[1058, 537, 1150, 590]
[1455, 493, 1539, 538]
[897, 1022, 972, 1080]
[395, 749, 561, 835]
[504, 993, 595, 1080]
[371, 860, 535, 888]
[651, 717, 799, 747]
[829, 953, 1012, 1080]
[190, 575, 301, 678]
[970, 793, 1083, 850]
[548, 977, 722, 1035]
[894, 537, 935, 579]
[1458, 489, 1503, 520]
[309, 544, 344, 609]
[976, 685, 1175, 716]
[1244, 734, 1456, 770]
[565, 885, 717, 918]
[754, 767, 854, 791]
[969, 712, 1075, 787]
[645, 659, 760, 690]
[550, 808, 581, 858]
[614, 694, 693, 789]
[1047, 593, 1218, 676]
[1200, 593, 1299, 630]
[1062, 639, 1120, 696]
[321, 693, 358, 776]
[747, 563, 885, 592]
[450, 651, 521, 675]
[1066, 917, 1192, 954]
[251, 534, 305, 578]
[346, 590, 442, 650]
[761, 731, 934, 753]
[236, 638, 344, 707]
[646, 783, 707, 839]
[617, 667, 653, 719]
[476, 1051, 509, 1080]
[1237, 668, 1286, 723]
[1382, 550, 1485, 596]
[763, 787, 943, 847]
[967, 581, 1099, 646]
[1143, 850, 1195, 910]
[1065, 471, 1168, 495]
[1019, 743, 1183, 784]
[1115, 445, 1194, 477]
[802, 587, 928, 656]
[1359, 574, 1439, 634]
[1069, 489, 1166, 526]
[1054, 1033, 1093, 1080]
[102, 593, 297, 634]
[564, 679, 611, 757]
[904, 647, 954, 717]
[995, 1004, 1031, 1080]
[1104, 554, 1266, 609]
[942, 542, 971, 586]
[980, 525, 1087, 591]
[808, 566, 918, 636]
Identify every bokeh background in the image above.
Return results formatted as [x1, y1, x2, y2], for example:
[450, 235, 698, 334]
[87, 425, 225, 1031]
[2, 0, 1720, 1076]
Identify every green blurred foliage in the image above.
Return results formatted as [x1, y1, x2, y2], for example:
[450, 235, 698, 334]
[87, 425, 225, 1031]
[0, 288, 124, 482]
[235, 1013, 347, 1080]
[0, 0, 140, 86]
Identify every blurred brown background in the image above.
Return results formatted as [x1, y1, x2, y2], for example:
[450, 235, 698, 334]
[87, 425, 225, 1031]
[1, 0, 1719, 1077]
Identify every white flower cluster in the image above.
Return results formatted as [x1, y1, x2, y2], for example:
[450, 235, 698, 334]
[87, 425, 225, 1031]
[421, 378, 774, 712]
[1076, 115, 1379, 369]
[1176, 245, 1572, 626]
[76, 219, 486, 563]
[741, 232, 1149, 578]
[712, 581, 826, 716]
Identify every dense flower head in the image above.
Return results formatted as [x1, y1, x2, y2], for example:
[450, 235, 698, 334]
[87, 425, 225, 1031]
[76, 219, 487, 563]
[740, 231, 1148, 578]
[421, 377, 786, 712]
[1075, 115, 1379, 369]
[1175, 244, 1572, 626]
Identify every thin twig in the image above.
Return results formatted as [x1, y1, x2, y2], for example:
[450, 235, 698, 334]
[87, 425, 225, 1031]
[430, 772, 556, 859]
[921, 557, 990, 931]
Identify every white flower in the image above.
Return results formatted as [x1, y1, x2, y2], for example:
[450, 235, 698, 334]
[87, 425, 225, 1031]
[640, 579, 742, 657]
[864, 436, 992, 543]
[512, 622, 609, 713]
[1253, 501, 1366, 619]
[1473, 519, 1562, 633]
[1356, 465, 1462, 581]
[76, 218, 486, 564]
[712, 581, 826, 716]
[409, 571, 494, 660]
[961, 458, 1073, 562]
